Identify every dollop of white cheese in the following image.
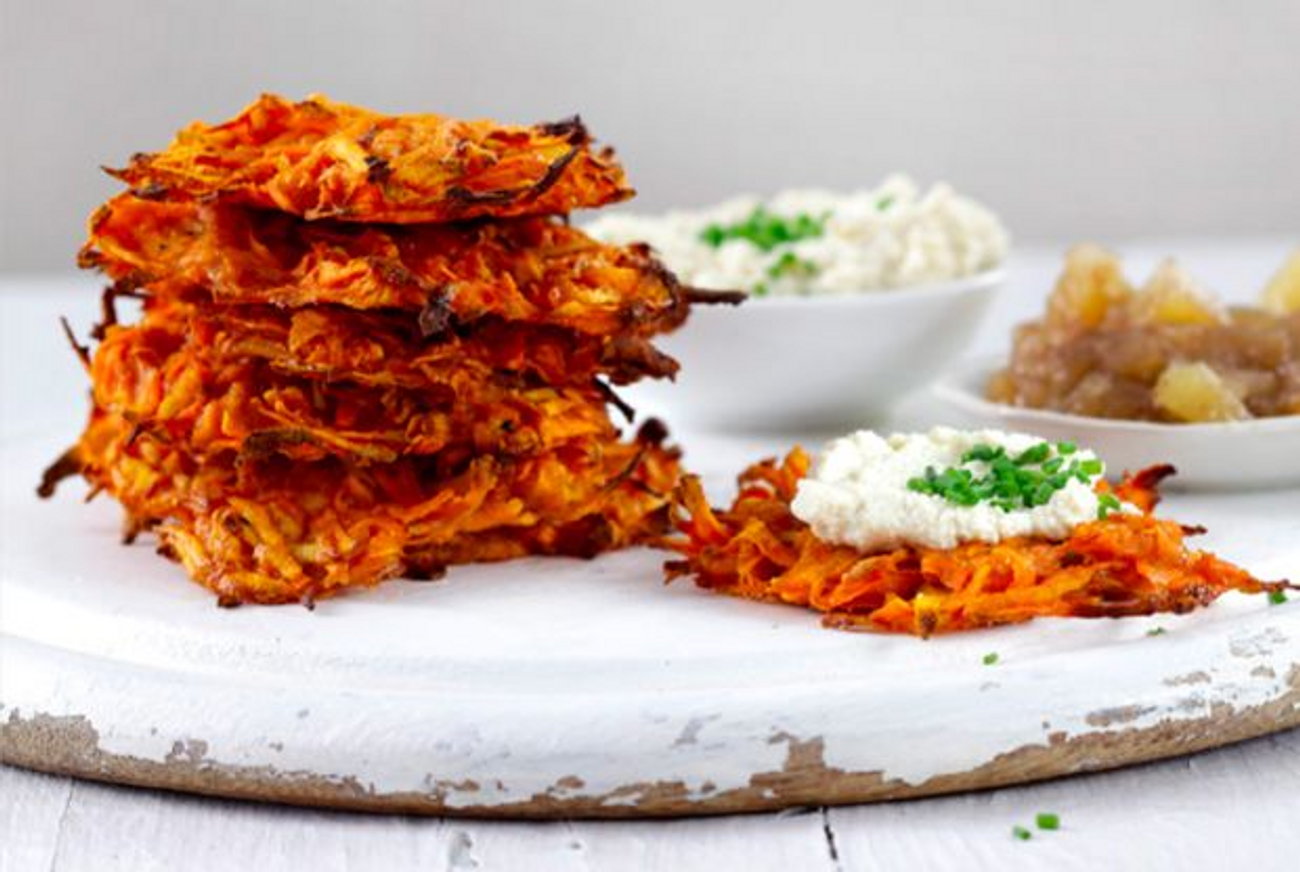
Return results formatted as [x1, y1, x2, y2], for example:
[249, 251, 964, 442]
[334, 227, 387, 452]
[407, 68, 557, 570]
[790, 427, 1109, 552]
[583, 175, 1009, 297]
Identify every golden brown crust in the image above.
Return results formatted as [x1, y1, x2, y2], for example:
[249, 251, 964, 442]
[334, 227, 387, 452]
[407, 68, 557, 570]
[106, 94, 632, 222]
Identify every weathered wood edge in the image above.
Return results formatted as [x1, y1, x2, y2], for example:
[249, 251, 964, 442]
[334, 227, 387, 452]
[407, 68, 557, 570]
[3, 666, 1297, 820]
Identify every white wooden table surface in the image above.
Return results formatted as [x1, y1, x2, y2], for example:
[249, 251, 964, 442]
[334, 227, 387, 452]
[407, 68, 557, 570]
[3, 238, 1298, 871]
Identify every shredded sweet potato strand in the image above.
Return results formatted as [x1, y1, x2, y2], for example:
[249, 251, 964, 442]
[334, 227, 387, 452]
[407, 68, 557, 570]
[107, 94, 631, 222]
[667, 449, 1291, 636]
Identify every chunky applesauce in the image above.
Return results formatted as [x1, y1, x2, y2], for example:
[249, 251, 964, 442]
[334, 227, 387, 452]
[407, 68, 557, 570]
[988, 246, 1300, 422]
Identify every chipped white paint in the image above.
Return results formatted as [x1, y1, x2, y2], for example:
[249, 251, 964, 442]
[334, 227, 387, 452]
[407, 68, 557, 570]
[10, 736, 1300, 872]
[3, 423, 1299, 811]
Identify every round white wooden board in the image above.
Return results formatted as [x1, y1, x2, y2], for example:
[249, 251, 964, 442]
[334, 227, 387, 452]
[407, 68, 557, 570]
[3, 425, 1299, 818]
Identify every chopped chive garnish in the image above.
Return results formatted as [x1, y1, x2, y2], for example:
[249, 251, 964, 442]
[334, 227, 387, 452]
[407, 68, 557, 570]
[1012, 825, 1033, 841]
[1268, 589, 1288, 605]
[1146, 627, 1167, 637]
[876, 195, 895, 211]
[751, 282, 770, 297]
[1035, 813, 1060, 831]
[907, 441, 1109, 514]
[699, 207, 827, 252]
[983, 652, 999, 666]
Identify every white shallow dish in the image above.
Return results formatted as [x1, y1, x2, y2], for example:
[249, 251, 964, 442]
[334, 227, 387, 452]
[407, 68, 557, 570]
[935, 358, 1300, 490]
[625, 270, 1004, 432]
[3, 429, 1299, 818]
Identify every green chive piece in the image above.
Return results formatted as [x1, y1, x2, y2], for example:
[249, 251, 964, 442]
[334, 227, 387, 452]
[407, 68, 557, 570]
[1013, 443, 1052, 466]
[1146, 627, 1167, 637]
[1012, 825, 1032, 841]
[982, 652, 999, 666]
[1035, 813, 1060, 831]
[1268, 589, 1288, 605]
[962, 444, 1006, 464]
[1097, 493, 1122, 520]
[1031, 481, 1056, 507]
[752, 282, 769, 297]
[1056, 441, 1077, 455]
[876, 195, 895, 211]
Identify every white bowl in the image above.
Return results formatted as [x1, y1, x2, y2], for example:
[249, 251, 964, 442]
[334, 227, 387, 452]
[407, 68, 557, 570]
[626, 270, 1005, 432]
[934, 357, 1300, 490]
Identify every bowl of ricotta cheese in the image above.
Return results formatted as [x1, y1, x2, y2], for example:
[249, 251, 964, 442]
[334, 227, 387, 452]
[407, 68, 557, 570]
[585, 175, 1008, 431]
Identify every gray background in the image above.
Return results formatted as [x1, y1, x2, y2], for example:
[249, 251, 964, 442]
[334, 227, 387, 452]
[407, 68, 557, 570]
[1, 0, 1297, 272]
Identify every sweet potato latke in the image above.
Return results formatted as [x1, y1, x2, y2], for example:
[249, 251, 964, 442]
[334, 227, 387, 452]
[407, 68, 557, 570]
[107, 94, 632, 222]
[90, 303, 622, 464]
[128, 298, 679, 390]
[44, 95, 740, 604]
[80, 196, 723, 337]
[46, 412, 677, 604]
[667, 450, 1290, 636]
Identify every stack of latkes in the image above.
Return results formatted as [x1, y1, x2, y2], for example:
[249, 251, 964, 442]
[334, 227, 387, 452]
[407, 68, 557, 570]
[43, 94, 737, 605]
